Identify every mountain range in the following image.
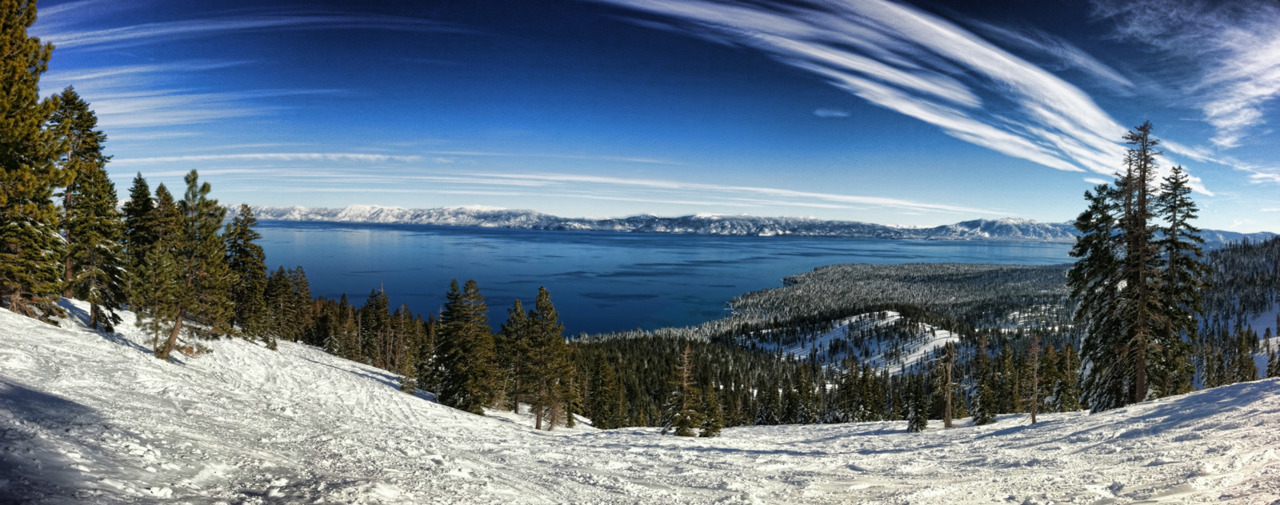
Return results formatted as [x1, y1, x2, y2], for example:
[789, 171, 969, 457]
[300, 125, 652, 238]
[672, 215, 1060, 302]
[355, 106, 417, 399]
[247, 204, 1275, 246]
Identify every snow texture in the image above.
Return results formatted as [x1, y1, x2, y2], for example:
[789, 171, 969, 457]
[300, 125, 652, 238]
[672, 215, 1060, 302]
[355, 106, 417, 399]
[3, 300, 1279, 504]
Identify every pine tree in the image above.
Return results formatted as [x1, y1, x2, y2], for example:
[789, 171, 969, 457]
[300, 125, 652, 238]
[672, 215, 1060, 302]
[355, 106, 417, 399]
[1152, 165, 1207, 396]
[0, 0, 68, 320]
[700, 383, 723, 437]
[588, 361, 627, 429]
[62, 161, 125, 330]
[1026, 336, 1041, 424]
[662, 344, 704, 436]
[905, 372, 929, 433]
[120, 173, 155, 304]
[289, 267, 314, 344]
[51, 87, 110, 297]
[973, 379, 996, 426]
[153, 171, 234, 360]
[224, 204, 268, 341]
[1231, 327, 1257, 383]
[498, 298, 530, 413]
[133, 184, 182, 352]
[526, 286, 572, 430]
[263, 266, 292, 349]
[1070, 122, 1202, 411]
[1055, 343, 1082, 412]
[436, 279, 497, 415]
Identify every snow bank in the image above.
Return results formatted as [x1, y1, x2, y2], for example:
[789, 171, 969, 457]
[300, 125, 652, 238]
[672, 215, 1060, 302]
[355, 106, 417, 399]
[2, 301, 1278, 504]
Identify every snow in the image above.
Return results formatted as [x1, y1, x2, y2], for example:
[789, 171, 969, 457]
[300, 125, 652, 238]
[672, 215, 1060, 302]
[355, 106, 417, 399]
[754, 311, 960, 372]
[3, 301, 1280, 504]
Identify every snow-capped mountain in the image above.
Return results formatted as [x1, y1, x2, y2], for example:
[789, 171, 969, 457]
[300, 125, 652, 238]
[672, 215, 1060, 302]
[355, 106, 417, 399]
[245, 204, 1275, 245]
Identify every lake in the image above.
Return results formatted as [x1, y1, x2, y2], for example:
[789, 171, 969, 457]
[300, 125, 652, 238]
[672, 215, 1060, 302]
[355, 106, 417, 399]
[257, 221, 1074, 335]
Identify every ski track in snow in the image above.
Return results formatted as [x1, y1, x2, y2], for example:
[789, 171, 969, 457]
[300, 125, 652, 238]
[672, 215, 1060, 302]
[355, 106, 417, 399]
[2, 301, 1279, 504]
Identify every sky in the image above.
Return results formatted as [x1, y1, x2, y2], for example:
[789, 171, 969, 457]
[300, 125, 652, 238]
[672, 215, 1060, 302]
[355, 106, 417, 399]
[28, 0, 1280, 232]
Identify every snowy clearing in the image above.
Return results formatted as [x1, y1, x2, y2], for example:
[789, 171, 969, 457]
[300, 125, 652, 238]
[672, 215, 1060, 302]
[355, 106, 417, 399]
[2, 301, 1279, 504]
[753, 311, 960, 373]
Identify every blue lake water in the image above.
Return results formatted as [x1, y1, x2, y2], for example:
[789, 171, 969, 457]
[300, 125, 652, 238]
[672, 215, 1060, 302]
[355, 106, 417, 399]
[257, 221, 1074, 335]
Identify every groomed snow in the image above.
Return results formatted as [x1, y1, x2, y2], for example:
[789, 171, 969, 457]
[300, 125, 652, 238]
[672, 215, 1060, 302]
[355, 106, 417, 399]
[2, 301, 1279, 504]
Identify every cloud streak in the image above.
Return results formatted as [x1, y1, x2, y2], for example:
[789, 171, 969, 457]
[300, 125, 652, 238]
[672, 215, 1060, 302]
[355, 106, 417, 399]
[1093, 0, 1280, 149]
[34, 6, 468, 50]
[112, 153, 424, 166]
[592, 0, 1130, 176]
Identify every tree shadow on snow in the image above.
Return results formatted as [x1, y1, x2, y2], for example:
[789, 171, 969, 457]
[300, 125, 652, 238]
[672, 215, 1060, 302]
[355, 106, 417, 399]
[0, 380, 107, 504]
[56, 299, 153, 357]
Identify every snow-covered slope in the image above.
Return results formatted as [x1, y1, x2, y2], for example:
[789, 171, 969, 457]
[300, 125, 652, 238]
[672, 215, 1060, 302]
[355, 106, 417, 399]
[3, 302, 1279, 504]
[749, 311, 961, 373]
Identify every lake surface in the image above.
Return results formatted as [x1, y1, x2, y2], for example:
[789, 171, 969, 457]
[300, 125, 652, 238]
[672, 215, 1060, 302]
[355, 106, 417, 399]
[257, 221, 1074, 335]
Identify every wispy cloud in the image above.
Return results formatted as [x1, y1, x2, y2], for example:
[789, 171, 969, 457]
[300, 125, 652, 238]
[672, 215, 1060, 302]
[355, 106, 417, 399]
[33, 5, 468, 50]
[968, 20, 1136, 93]
[112, 153, 423, 166]
[591, 0, 1130, 176]
[471, 172, 1001, 215]
[1093, 0, 1280, 149]
[424, 150, 685, 166]
[813, 108, 851, 118]
[39, 62, 337, 133]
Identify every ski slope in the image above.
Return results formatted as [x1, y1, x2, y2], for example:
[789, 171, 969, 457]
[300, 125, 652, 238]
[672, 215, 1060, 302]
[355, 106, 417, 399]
[2, 301, 1279, 504]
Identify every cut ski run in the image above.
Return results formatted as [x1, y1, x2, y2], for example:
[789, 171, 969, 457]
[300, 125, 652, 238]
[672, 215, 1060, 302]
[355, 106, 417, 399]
[2, 301, 1278, 504]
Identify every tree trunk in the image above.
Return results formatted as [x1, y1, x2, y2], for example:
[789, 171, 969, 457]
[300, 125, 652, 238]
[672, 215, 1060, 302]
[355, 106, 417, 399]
[159, 307, 185, 360]
[89, 302, 98, 329]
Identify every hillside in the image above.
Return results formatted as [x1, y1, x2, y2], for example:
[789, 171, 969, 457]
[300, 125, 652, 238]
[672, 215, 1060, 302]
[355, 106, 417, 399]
[3, 302, 1279, 504]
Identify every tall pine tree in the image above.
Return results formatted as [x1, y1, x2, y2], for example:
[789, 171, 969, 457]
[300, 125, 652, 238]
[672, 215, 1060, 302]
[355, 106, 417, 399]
[1071, 122, 1207, 411]
[152, 171, 234, 360]
[120, 173, 155, 304]
[436, 279, 498, 415]
[224, 204, 268, 341]
[0, 0, 68, 320]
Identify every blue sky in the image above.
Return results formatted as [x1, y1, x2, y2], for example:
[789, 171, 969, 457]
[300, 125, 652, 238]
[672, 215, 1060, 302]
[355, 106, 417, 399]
[30, 0, 1280, 232]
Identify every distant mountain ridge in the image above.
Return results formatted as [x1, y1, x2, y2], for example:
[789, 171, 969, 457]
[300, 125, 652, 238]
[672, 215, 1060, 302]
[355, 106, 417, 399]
[246, 205, 1275, 246]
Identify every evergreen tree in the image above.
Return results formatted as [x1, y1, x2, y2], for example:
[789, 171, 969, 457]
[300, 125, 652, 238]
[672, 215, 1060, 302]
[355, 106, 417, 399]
[973, 379, 996, 426]
[1056, 343, 1082, 412]
[700, 383, 723, 437]
[153, 171, 234, 360]
[1231, 327, 1257, 383]
[905, 372, 929, 433]
[62, 160, 125, 330]
[436, 279, 497, 415]
[289, 267, 314, 344]
[527, 287, 573, 430]
[51, 87, 109, 297]
[224, 204, 268, 341]
[662, 344, 704, 436]
[1070, 122, 1202, 411]
[588, 361, 627, 429]
[498, 298, 530, 413]
[263, 266, 292, 349]
[120, 173, 155, 303]
[0, 0, 68, 320]
[1152, 165, 1207, 396]
[133, 184, 182, 352]
[1026, 336, 1041, 424]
